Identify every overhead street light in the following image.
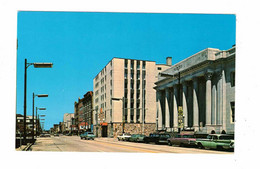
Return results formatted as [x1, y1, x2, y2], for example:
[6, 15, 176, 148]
[33, 63, 53, 68]
[23, 59, 52, 144]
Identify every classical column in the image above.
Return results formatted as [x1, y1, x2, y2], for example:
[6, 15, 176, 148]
[165, 88, 170, 130]
[222, 69, 227, 131]
[212, 83, 217, 125]
[193, 77, 199, 130]
[205, 72, 213, 126]
[157, 91, 163, 130]
[217, 71, 223, 125]
[173, 85, 178, 131]
[182, 81, 188, 129]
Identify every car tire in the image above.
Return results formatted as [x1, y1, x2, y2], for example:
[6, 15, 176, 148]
[217, 145, 223, 151]
[198, 143, 204, 149]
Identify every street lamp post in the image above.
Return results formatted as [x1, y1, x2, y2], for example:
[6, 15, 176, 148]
[23, 59, 52, 144]
[39, 115, 46, 134]
[32, 93, 48, 142]
[36, 107, 46, 136]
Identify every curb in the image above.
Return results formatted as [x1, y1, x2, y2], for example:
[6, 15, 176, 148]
[23, 143, 34, 151]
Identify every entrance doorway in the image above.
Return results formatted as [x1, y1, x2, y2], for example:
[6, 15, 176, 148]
[102, 126, 107, 137]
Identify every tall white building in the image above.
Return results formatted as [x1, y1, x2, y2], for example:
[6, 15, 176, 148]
[93, 58, 170, 137]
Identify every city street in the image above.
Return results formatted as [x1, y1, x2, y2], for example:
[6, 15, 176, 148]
[31, 135, 233, 154]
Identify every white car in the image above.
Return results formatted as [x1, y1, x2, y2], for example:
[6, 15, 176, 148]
[117, 133, 131, 141]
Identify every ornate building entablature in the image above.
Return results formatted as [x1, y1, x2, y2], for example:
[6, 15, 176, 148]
[155, 46, 236, 89]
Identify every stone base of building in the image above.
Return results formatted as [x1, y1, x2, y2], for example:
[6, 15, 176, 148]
[93, 123, 156, 138]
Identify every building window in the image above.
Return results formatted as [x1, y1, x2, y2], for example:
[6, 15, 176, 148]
[136, 81, 140, 89]
[124, 80, 128, 89]
[125, 71, 128, 79]
[137, 73, 140, 79]
[137, 61, 140, 69]
[131, 60, 134, 69]
[136, 92, 140, 99]
[131, 92, 134, 99]
[136, 114, 140, 123]
[130, 115, 134, 123]
[131, 82, 134, 89]
[157, 67, 162, 70]
[231, 102, 235, 123]
[124, 59, 128, 69]
[142, 61, 146, 69]
[131, 73, 134, 79]
[231, 72, 235, 87]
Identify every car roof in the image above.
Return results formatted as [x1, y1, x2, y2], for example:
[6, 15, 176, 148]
[209, 134, 233, 136]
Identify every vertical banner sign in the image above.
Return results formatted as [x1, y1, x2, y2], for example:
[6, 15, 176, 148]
[178, 106, 183, 128]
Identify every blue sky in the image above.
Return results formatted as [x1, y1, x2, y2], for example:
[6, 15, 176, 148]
[16, 12, 235, 130]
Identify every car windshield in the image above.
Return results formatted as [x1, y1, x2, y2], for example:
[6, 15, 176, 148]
[207, 135, 213, 139]
[183, 135, 195, 138]
[160, 134, 170, 138]
[219, 136, 234, 140]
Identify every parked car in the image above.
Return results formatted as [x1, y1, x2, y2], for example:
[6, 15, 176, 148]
[144, 133, 171, 144]
[144, 133, 160, 143]
[45, 133, 51, 137]
[117, 133, 131, 141]
[54, 133, 59, 137]
[129, 134, 146, 142]
[80, 132, 95, 140]
[40, 133, 51, 137]
[195, 134, 234, 150]
[167, 134, 196, 147]
[155, 133, 171, 144]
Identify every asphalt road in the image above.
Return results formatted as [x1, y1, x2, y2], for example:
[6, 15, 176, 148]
[31, 135, 233, 154]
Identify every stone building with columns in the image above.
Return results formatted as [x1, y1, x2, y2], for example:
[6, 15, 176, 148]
[155, 46, 235, 135]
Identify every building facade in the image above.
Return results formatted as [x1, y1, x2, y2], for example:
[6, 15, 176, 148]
[93, 58, 170, 137]
[16, 114, 40, 134]
[155, 46, 235, 135]
[63, 113, 75, 134]
[74, 91, 93, 134]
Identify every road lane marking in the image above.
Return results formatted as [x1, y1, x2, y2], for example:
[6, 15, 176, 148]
[91, 141, 165, 153]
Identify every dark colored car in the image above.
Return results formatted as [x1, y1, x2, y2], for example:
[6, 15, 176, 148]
[144, 133, 171, 144]
[156, 134, 171, 144]
[144, 133, 160, 143]
[167, 134, 196, 147]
